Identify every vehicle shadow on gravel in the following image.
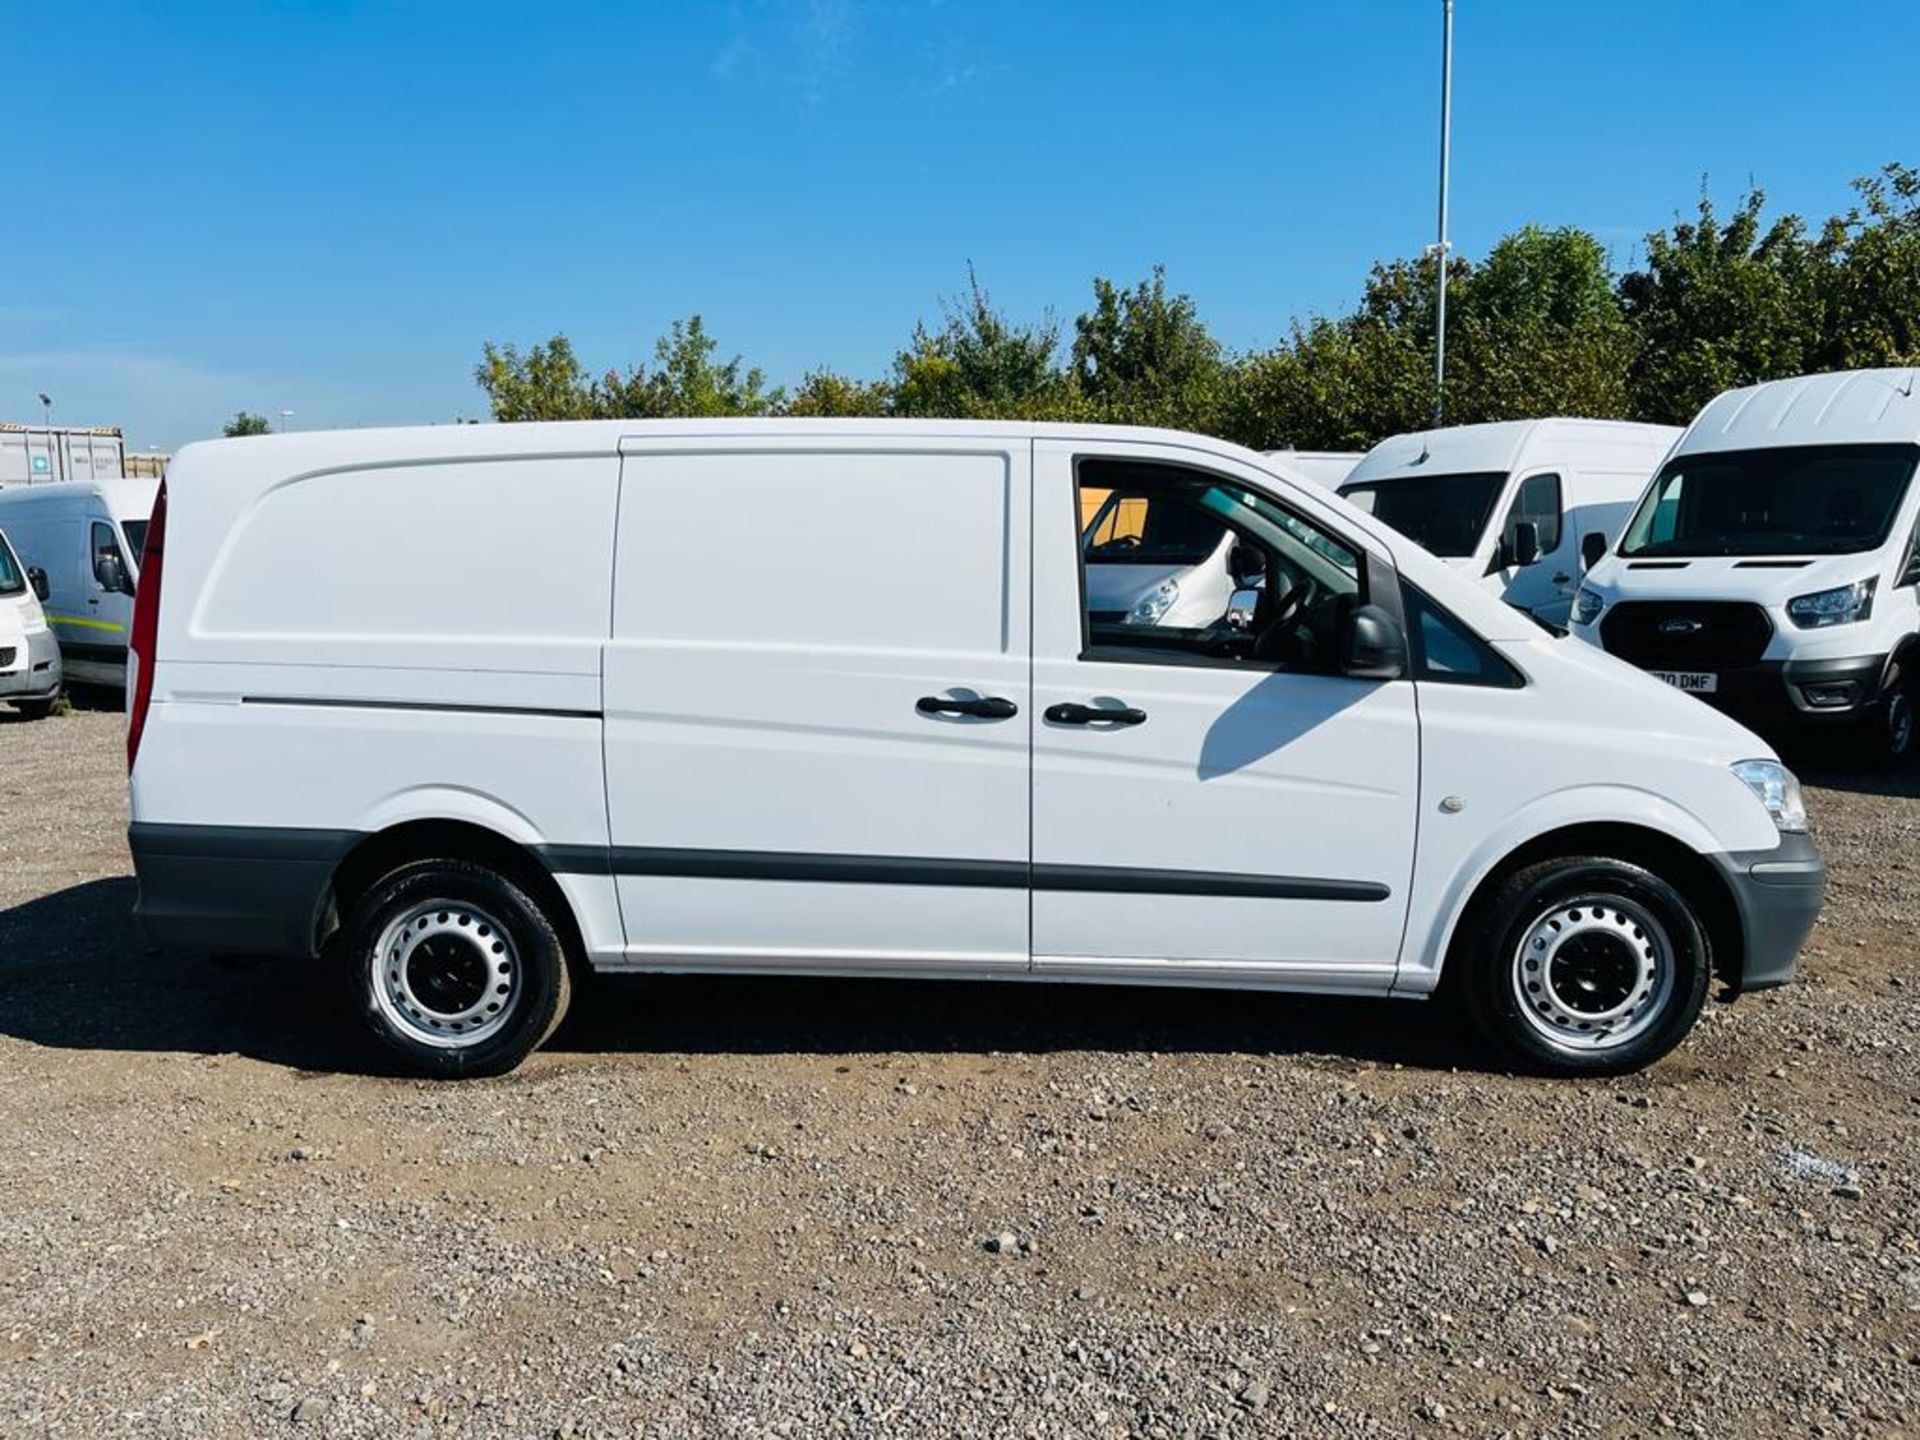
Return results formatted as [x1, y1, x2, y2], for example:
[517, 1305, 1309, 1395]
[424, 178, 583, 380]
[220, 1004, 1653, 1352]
[555, 973, 1470, 1070]
[0, 877, 371, 1073]
[0, 878, 1473, 1074]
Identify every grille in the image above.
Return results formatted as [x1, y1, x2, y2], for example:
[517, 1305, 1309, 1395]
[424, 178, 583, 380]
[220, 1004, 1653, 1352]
[1600, 601, 1773, 669]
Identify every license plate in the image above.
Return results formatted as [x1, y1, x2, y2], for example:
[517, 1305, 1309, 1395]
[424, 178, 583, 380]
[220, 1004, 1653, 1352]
[1649, 670, 1718, 694]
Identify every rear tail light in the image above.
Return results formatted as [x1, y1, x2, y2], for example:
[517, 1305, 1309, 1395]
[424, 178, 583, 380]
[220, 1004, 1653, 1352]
[127, 480, 167, 772]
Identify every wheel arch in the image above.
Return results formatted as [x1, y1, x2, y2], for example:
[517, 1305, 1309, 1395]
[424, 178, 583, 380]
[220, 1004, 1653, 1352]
[1430, 821, 1744, 999]
[318, 817, 587, 970]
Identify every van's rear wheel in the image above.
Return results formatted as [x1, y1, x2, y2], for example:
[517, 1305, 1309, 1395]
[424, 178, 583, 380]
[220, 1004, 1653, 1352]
[1454, 856, 1710, 1076]
[341, 859, 571, 1077]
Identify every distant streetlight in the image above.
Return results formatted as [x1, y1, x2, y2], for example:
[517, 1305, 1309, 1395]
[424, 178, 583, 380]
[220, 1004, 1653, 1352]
[278, 408, 295, 432]
[36, 392, 51, 427]
[1429, 0, 1455, 427]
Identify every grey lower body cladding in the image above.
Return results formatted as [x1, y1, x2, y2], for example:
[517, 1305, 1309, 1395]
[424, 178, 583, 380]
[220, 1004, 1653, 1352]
[128, 824, 1389, 960]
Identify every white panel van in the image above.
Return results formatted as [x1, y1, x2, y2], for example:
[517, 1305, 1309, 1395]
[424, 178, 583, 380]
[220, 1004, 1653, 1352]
[0, 479, 160, 686]
[1338, 420, 1681, 629]
[129, 422, 1824, 1078]
[1572, 369, 1920, 764]
[0, 527, 62, 718]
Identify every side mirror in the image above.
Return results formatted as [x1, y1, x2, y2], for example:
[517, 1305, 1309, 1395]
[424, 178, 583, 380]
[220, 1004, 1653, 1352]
[1227, 542, 1265, 587]
[1340, 603, 1408, 681]
[93, 551, 131, 596]
[1508, 520, 1541, 568]
[1225, 587, 1260, 630]
[1581, 531, 1608, 570]
[26, 567, 48, 602]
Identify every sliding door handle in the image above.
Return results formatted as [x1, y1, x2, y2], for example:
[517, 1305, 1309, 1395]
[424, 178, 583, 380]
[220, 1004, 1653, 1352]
[1044, 702, 1147, 726]
[917, 694, 1019, 720]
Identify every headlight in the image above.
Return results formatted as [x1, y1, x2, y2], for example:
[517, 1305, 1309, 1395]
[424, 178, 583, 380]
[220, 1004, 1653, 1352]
[1125, 578, 1180, 626]
[1573, 586, 1605, 626]
[19, 598, 47, 635]
[1786, 577, 1875, 629]
[1731, 759, 1807, 833]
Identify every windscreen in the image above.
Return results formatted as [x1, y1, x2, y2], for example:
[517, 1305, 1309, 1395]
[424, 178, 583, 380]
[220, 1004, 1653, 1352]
[0, 534, 21, 596]
[121, 520, 149, 563]
[1620, 444, 1920, 557]
[1339, 471, 1505, 558]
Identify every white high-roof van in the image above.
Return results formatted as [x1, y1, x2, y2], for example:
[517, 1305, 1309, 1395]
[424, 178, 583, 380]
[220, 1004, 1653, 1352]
[1572, 369, 1920, 764]
[0, 526, 62, 719]
[1266, 450, 1365, 488]
[129, 421, 1824, 1078]
[1338, 420, 1681, 629]
[0, 479, 160, 687]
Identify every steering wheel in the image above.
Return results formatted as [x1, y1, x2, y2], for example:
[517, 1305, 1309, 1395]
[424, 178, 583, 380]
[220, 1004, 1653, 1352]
[1251, 578, 1313, 663]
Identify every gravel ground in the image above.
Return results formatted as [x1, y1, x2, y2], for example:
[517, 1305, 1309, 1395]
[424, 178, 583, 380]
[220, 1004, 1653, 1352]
[0, 704, 1915, 1438]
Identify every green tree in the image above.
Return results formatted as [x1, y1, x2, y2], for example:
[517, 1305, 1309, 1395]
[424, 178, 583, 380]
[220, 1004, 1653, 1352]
[473, 335, 596, 421]
[476, 318, 778, 421]
[1450, 225, 1633, 421]
[891, 267, 1075, 419]
[1071, 266, 1225, 431]
[1810, 162, 1920, 371]
[222, 410, 273, 437]
[778, 368, 893, 417]
[1617, 186, 1819, 425]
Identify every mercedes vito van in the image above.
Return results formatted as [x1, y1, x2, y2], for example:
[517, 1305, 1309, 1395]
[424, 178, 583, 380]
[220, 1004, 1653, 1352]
[128, 422, 1824, 1078]
[0, 478, 160, 687]
[0, 527, 61, 718]
[1572, 370, 1920, 765]
[1339, 420, 1681, 629]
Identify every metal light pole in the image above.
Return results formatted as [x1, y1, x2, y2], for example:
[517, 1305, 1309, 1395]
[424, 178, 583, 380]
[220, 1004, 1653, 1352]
[1431, 0, 1454, 427]
[37, 392, 51, 427]
[279, 408, 295, 432]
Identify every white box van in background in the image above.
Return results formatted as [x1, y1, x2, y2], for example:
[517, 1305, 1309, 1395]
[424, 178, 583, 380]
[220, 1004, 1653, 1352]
[1265, 450, 1364, 488]
[1338, 419, 1680, 629]
[0, 526, 62, 718]
[1573, 369, 1920, 765]
[126, 422, 1824, 1080]
[0, 478, 160, 687]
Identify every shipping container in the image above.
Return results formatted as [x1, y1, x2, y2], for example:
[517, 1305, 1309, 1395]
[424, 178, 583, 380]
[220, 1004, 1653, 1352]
[0, 425, 128, 488]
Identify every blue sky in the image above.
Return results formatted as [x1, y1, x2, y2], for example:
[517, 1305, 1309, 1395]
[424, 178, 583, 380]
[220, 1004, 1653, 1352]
[4, 0, 1915, 452]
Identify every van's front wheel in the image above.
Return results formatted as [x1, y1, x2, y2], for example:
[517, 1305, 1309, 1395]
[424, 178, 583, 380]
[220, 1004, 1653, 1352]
[341, 859, 571, 1077]
[1456, 856, 1711, 1076]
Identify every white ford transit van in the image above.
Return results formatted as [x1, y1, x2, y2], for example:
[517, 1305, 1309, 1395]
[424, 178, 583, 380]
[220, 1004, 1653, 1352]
[1339, 420, 1681, 629]
[128, 422, 1824, 1078]
[0, 479, 160, 687]
[0, 527, 62, 718]
[1572, 370, 1920, 765]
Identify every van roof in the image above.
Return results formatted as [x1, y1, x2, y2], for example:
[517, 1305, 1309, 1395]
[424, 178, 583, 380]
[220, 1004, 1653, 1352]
[0, 477, 161, 519]
[1341, 418, 1681, 487]
[1676, 368, 1920, 454]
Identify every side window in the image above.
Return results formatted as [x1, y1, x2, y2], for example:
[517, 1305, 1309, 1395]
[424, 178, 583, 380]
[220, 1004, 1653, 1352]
[1402, 584, 1523, 688]
[1076, 457, 1364, 673]
[1502, 473, 1563, 555]
[1901, 513, 1920, 585]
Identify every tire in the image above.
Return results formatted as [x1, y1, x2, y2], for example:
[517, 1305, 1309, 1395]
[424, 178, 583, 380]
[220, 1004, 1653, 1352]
[1451, 855, 1711, 1077]
[1865, 659, 1915, 769]
[11, 694, 58, 720]
[339, 858, 572, 1078]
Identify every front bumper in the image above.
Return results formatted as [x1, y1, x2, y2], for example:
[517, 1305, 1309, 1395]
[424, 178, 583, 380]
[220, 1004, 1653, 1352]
[1708, 831, 1827, 992]
[0, 628, 63, 699]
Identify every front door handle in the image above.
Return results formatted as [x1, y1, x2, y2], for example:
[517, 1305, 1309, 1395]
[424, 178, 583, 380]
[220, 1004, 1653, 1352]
[1550, 571, 1573, 585]
[916, 694, 1019, 720]
[1044, 702, 1147, 727]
